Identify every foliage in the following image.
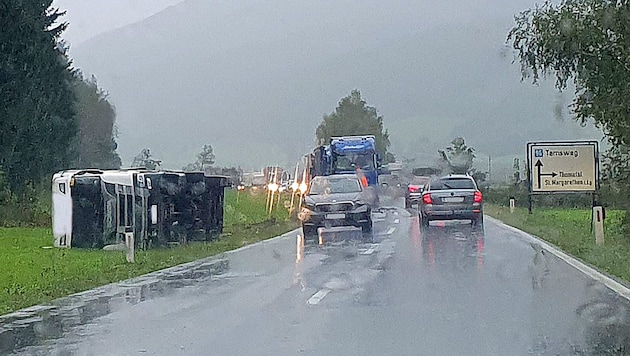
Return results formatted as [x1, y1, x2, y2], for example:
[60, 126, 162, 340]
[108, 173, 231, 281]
[508, 0, 630, 145]
[316, 89, 392, 162]
[0, 1, 77, 194]
[71, 73, 121, 169]
[437, 137, 476, 174]
[131, 148, 161, 169]
[183, 144, 216, 172]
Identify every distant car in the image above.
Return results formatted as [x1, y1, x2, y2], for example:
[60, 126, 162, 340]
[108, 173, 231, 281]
[405, 176, 430, 209]
[419, 174, 483, 228]
[299, 174, 374, 242]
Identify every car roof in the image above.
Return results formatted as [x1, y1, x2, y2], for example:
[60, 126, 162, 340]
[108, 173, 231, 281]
[438, 174, 473, 179]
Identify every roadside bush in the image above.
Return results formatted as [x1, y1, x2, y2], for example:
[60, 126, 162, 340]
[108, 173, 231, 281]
[0, 181, 51, 228]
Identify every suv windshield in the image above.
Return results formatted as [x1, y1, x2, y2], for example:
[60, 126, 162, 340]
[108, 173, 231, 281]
[308, 176, 362, 195]
[430, 177, 476, 190]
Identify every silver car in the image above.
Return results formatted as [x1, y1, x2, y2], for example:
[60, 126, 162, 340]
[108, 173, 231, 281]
[419, 174, 483, 228]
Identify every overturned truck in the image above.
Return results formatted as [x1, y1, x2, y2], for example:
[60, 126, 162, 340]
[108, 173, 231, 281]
[52, 169, 230, 249]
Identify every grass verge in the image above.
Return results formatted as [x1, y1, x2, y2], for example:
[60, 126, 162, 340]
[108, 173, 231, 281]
[485, 204, 630, 284]
[0, 188, 299, 315]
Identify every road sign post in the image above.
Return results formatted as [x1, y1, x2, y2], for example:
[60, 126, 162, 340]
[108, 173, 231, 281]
[527, 140, 602, 243]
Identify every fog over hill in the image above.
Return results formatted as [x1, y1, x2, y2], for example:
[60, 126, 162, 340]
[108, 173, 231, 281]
[70, 0, 603, 173]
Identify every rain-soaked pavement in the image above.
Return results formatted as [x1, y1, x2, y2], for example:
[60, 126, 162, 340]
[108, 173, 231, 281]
[7, 197, 630, 355]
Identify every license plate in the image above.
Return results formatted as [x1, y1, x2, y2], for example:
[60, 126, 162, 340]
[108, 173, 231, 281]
[442, 197, 464, 203]
[326, 213, 346, 220]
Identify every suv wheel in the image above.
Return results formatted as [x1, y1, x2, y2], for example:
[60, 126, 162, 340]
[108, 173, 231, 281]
[302, 224, 318, 242]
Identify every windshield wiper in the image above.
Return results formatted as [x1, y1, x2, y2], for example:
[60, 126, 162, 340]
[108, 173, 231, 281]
[443, 183, 455, 189]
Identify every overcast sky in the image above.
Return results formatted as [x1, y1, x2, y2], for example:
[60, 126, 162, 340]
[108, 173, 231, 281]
[52, 0, 184, 46]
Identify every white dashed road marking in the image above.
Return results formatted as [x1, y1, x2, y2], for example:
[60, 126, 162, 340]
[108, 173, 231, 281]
[394, 219, 400, 224]
[360, 247, 375, 255]
[386, 227, 396, 235]
[307, 289, 331, 305]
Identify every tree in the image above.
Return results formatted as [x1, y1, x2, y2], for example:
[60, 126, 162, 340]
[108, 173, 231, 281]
[508, 0, 630, 146]
[316, 90, 392, 162]
[183, 144, 216, 173]
[196, 144, 215, 171]
[509, 0, 630, 224]
[71, 73, 121, 169]
[0, 1, 77, 193]
[131, 148, 161, 170]
[438, 137, 476, 174]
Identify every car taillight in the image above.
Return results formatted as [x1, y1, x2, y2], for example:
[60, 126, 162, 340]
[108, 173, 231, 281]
[408, 185, 419, 193]
[474, 191, 483, 203]
[422, 193, 432, 204]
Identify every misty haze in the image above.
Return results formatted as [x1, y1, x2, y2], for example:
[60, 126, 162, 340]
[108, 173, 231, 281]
[64, 0, 602, 174]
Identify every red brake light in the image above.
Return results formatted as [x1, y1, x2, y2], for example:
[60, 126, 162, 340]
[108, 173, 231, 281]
[408, 185, 419, 193]
[422, 193, 432, 204]
[474, 191, 483, 203]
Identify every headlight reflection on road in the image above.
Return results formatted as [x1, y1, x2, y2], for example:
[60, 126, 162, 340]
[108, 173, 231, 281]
[292, 234, 306, 291]
[296, 234, 304, 263]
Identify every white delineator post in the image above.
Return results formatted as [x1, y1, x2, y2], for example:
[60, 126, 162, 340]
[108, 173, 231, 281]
[125, 232, 135, 263]
[593, 206, 605, 246]
[509, 198, 516, 214]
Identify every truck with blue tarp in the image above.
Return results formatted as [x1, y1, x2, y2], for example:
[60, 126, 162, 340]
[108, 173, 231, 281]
[308, 135, 381, 186]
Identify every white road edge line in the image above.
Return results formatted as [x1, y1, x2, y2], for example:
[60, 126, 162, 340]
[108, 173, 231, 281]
[307, 289, 331, 305]
[386, 227, 396, 235]
[486, 215, 630, 302]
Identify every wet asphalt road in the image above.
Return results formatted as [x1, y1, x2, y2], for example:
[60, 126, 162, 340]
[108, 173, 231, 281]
[15, 198, 630, 355]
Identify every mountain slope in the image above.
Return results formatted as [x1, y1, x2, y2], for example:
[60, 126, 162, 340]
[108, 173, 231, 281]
[70, 0, 602, 170]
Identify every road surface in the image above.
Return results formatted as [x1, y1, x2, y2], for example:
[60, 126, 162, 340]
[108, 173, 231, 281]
[14, 198, 630, 355]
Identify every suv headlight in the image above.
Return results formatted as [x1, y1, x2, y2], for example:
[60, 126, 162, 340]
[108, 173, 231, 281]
[298, 206, 313, 222]
[352, 202, 369, 213]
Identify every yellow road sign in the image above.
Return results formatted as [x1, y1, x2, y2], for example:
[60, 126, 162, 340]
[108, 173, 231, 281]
[527, 141, 599, 193]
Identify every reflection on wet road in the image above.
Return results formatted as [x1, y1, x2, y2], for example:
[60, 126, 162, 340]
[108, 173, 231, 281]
[9, 198, 630, 355]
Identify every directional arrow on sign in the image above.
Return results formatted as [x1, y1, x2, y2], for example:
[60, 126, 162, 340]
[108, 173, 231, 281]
[534, 160, 558, 189]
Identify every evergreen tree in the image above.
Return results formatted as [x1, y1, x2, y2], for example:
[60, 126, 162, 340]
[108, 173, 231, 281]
[0, 1, 77, 193]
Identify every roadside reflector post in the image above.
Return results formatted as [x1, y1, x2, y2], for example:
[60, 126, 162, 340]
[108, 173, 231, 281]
[509, 197, 515, 214]
[593, 206, 604, 246]
[125, 232, 135, 263]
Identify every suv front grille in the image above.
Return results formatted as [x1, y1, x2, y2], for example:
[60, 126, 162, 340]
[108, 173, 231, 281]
[315, 202, 354, 213]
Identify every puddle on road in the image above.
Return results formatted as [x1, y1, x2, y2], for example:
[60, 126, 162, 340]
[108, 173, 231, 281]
[1, 258, 228, 354]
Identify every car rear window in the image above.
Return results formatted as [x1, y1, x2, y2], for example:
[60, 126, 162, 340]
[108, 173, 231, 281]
[411, 176, 430, 185]
[430, 177, 476, 190]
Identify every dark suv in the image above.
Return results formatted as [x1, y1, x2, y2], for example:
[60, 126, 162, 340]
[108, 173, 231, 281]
[299, 174, 374, 241]
[419, 174, 483, 228]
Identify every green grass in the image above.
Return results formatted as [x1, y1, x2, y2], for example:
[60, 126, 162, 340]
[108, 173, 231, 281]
[486, 204, 630, 284]
[0, 189, 298, 315]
